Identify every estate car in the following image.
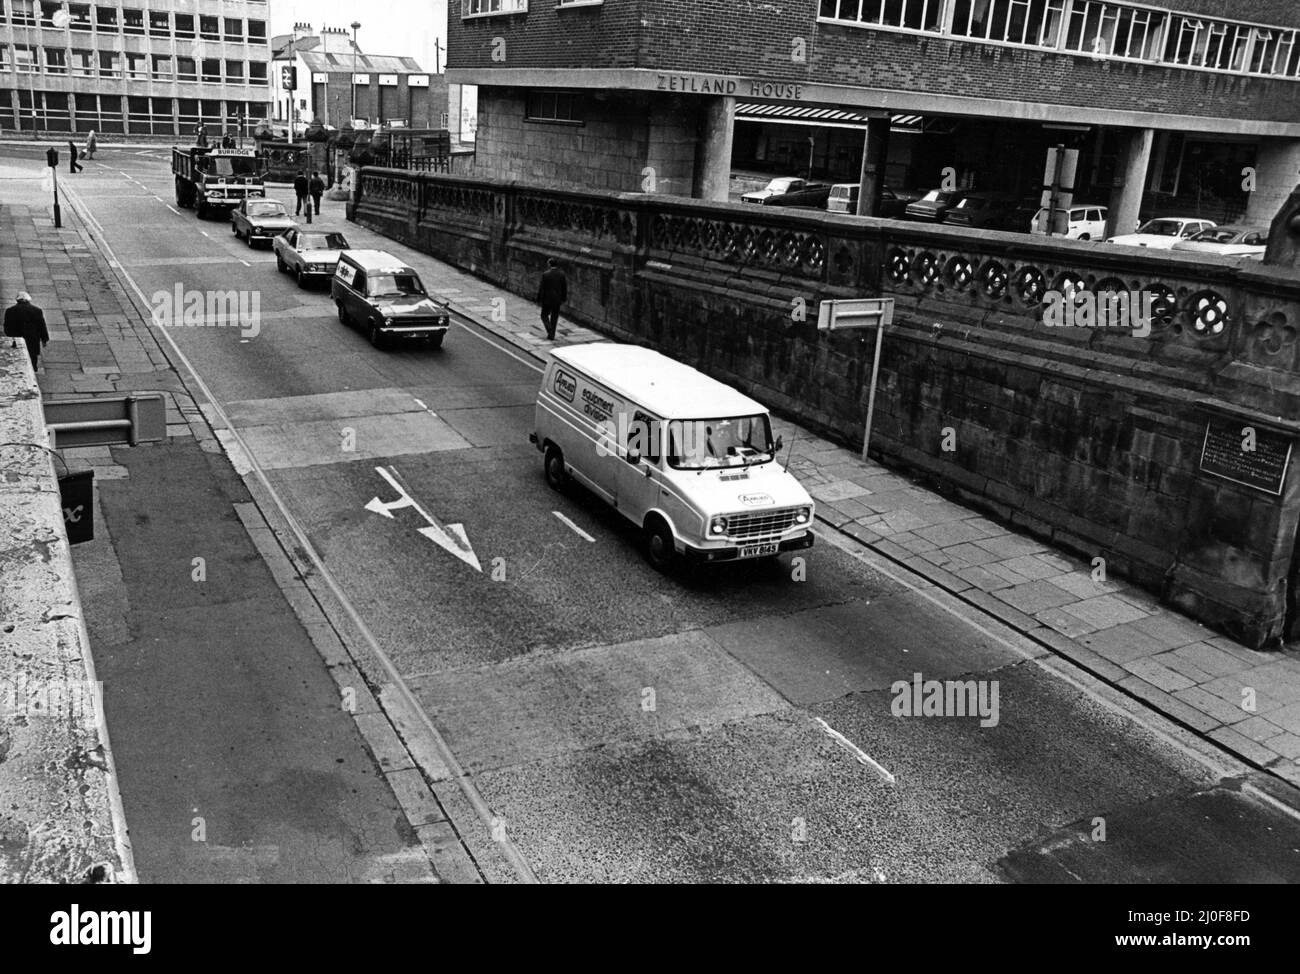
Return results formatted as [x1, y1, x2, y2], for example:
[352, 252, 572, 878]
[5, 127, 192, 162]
[331, 250, 451, 349]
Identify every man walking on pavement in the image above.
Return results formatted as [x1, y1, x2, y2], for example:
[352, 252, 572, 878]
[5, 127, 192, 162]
[68, 140, 83, 174]
[294, 171, 311, 222]
[309, 171, 326, 218]
[4, 292, 50, 372]
[537, 258, 568, 341]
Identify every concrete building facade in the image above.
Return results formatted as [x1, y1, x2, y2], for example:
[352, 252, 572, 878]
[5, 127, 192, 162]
[1, 0, 272, 136]
[447, 0, 1300, 231]
[270, 24, 447, 136]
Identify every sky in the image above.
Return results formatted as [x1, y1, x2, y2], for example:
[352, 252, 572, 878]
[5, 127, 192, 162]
[272, 1, 449, 74]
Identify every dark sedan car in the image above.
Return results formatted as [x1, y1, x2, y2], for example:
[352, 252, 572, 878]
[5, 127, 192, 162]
[904, 189, 970, 222]
[943, 192, 1021, 229]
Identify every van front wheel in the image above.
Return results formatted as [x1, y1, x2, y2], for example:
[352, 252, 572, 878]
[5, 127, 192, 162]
[544, 447, 568, 491]
[645, 519, 677, 573]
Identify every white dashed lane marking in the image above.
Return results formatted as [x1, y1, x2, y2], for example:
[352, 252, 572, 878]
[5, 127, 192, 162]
[552, 511, 596, 543]
[813, 717, 896, 784]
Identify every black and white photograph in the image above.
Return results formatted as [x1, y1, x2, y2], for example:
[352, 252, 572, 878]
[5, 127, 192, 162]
[0, 0, 1297, 953]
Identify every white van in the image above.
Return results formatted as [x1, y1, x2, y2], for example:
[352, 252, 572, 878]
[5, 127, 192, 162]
[531, 343, 816, 570]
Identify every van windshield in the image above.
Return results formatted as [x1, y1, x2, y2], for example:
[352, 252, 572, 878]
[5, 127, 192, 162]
[366, 273, 425, 297]
[668, 415, 774, 469]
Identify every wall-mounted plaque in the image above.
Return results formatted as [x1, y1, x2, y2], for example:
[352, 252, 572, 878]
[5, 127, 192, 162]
[1199, 416, 1293, 496]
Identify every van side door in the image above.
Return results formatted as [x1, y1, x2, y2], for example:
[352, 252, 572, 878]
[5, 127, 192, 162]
[615, 408, 662, 525]
[565, 374, 619, 506]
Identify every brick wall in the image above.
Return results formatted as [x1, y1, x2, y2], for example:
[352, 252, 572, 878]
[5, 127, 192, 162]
[448, 0, 1300, 125]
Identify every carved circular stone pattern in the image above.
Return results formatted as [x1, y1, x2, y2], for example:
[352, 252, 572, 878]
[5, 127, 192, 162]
[979, 260, 1009, 299]
[887, 249, 911, 285]
[944, 256, 975, 291]
[803, 237, 826, 271]
[1190, 290, 1230, 337]
[912, 252, 940, 288]
[1013, 266, 1046, 306]
[1145, 284, 1177, 331]
[1252, 319, 1297, 357]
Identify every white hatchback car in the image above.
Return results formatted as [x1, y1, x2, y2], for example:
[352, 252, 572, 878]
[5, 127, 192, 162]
[1029, 204, 1108, 240]
[1107, 217, 1216, 249]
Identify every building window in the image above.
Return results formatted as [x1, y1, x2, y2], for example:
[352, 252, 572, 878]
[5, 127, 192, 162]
[225, 59, 244, 83]
[177, 56, 197, 81]
[13, 44, 35, 73]
[952, 0, 1065, 45]
[68, 3, 91, 30]
[71, 48, 95, 76]
[463, 0, 527, 17]
[149, 10, 169, 36]
[818, 0, 1300, 79]
[249, 62, 268, 85]
[38, 1, 62, 27]
[152, 54, 173, 80]
[44, 47, 66, 74]
[827, 0, 942, 32]
[10, 0, 35, 27]
[175, 13, 194, 38]
[224, 17, 243, 41]
[95, 5, 116, 30]
[122, 6, 144, 34]
[125, 51, 146, 80]
[249, 20, 267, 43]
[202, 58, 221, 83]
[526, 90, 582, 123]
[199, 15, 219, 40]
[98, 50, 120, 77]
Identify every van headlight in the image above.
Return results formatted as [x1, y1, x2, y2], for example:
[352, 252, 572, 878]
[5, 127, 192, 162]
[795, 507, 811, 524]
[709, 516, 728, 536]
[383, 317, 393, 327]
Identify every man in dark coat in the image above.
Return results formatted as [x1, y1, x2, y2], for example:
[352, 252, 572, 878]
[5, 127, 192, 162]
[309, 171, 326, 217]
[293, 171, 310, 217]
[68, 141, 83, 173]
[4, 292, 50, 371]
[537, 258, 568, 341]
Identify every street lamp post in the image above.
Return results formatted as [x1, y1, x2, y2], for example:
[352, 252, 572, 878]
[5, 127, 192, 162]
[350, 22, 361, 125]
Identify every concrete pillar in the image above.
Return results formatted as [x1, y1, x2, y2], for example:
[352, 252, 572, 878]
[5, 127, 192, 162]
[1106, 127, 1154, 238]
[171, 97, 180, 137]
[119, 95, 129, 135]
[855, 117, 891, 216]
[694, 95, 735, 202]
[1246, 137, 1300, 228]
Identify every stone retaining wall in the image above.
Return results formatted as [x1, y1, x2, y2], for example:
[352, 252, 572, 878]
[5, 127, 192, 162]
[0, 344, 133, 883]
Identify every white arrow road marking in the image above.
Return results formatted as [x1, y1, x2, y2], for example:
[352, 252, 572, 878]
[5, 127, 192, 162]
[813, 717, 895, 784]
[553, 511, 595, 542]
[366, 466, 482, 572]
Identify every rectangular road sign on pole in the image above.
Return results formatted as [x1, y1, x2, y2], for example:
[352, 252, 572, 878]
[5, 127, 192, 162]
[816, 298, 895, 461]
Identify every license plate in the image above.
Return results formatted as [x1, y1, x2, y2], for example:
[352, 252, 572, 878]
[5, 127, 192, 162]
[738, 542, 779, 559]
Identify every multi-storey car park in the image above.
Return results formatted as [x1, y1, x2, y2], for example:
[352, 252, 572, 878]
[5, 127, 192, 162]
[0, 0, 272, 138]
[448, 0, 1300, 235]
